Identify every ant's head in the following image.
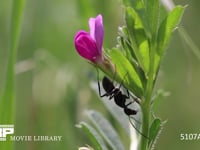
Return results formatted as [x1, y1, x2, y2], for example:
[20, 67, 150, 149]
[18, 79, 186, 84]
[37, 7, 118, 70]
[102, 76, 115, 93]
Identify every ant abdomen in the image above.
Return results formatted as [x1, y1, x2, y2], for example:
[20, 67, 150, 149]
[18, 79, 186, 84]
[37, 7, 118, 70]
[124, 107, 137, 116]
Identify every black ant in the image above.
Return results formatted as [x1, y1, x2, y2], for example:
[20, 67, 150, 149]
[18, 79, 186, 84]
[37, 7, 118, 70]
[98, 76, 137, 116]
[97, 73, 148, 138]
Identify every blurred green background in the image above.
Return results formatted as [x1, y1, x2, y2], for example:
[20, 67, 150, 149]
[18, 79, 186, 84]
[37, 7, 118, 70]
[0, 0, 200, 149]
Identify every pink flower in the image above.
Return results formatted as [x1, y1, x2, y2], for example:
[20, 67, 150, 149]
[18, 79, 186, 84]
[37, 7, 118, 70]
[74, 14, 104, 63]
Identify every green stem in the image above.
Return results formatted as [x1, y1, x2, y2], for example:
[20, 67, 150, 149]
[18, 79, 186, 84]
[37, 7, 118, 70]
[140, 78, 153, 150]
[140, 98, 150, 150]
[140, 34, 156, 149]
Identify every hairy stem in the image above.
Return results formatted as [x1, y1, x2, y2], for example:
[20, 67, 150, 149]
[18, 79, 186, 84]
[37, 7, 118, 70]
[140, 76, 153, 150]
[140, 34, 156, 149]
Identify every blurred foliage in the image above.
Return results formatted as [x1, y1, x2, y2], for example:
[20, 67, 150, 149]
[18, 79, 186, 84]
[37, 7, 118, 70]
[0, 0, 200, 150]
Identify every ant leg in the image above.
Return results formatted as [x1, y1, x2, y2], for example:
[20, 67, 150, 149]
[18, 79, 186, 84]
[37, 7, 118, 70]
[116, 72, 141, 104]
[97, 77, 110, 98]
[118, 72, 128, 90]
[98, 79, 105, 97]
[129, 117, 149, 139]
[132, 96, 141, 105]
[96, 68, 105, 97]
[125, 96, 137, 108]
[128, 91, 141, 105]
[126, 101, 134, 107]
[126, 89, 130, 99]
[129, 116, 141, 125]
[100, 91, 113, 98]
[96, 68, 102, 95]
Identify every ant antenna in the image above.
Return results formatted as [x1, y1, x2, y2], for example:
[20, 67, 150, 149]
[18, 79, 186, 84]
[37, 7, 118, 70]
[95, 68, 102, 97]
[111, 65, 117, 84]
[129, 116, 141, 125]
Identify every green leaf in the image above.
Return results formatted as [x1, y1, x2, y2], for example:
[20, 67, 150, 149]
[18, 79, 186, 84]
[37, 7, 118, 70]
[148, 118, 162, 149]
[122, 0, 130, 6]
[132, 0, 145, 10]
[86, 110, 125, 150]
[76, 122, 108, 150]
[0, 0, 25, 149]
[118, 27, 137, 65]
[108, 48, 143, 97]
[154, 5, 185, 73]
[0, 0, 26, 123]
[117, 27, 147, 87]
[157, 5, 185, 56]
[146, 0, 160, 36]
[125, 7, 150, 74]
[130, 0, 151, 37]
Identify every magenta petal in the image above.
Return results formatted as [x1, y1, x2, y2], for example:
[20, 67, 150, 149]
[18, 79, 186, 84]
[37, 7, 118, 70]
[89, 14, 104, 54]
[74, 30, 88, 41]
[89, 18, 95, 40]
[74, 31, 99, 61]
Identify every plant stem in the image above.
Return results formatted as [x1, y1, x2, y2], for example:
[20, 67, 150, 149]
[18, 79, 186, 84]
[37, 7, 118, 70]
[140, 98, 150, 150]
[140, 33, 156, 149]
[140, 78, 153, 150]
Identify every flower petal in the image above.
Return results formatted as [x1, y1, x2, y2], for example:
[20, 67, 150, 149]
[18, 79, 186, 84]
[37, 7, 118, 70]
[89, 14, 104, 54]
[74, 31, 99, 62]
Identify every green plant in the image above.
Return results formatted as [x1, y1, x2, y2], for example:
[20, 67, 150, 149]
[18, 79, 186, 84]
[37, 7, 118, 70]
[74, 0, 185, 150]
[0, 0, 25, 149]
